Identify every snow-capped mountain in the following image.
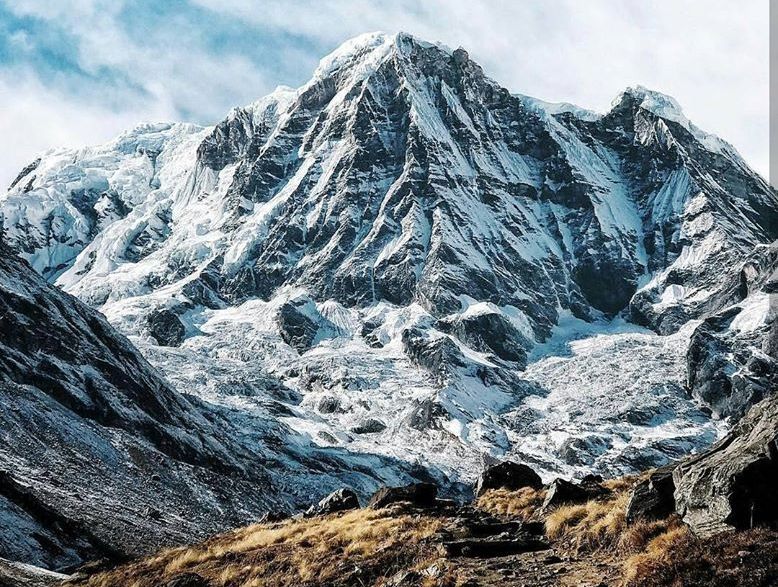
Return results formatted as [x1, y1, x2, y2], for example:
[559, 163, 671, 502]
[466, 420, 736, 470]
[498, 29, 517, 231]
[1, 32, 776, 564]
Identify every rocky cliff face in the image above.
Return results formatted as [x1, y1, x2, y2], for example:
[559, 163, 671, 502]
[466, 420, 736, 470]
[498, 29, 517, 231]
[674, 269, 777, 536]
[1, 31, 776, 566]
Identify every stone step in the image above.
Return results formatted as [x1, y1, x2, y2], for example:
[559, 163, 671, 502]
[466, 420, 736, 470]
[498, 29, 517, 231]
[443, 536, 550, 558]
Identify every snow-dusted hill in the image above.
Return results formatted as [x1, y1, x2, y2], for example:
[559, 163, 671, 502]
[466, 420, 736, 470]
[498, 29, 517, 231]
[1, 31, 777, 566]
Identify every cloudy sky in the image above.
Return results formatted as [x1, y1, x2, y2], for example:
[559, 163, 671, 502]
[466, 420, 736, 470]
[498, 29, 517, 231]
[0, 0, 769, 188]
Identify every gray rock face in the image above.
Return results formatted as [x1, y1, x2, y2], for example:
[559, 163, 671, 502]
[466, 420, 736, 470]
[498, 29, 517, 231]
[276, 296, 336, 353]
[350, 418, 387, 434]
[438, 311, 531, 366]
[316, 396, 342, 414]
[674, 392, 778, 536]
[147, 309, 185, 347]
[8, 158, 40, 190]
[405, 398, 447, 431]
[163, 574, 210, 587]
[687, 307, 777, 420]
[625, 465, 676, 524]
[541, 477, 608, 511]
[0, 242, 275, 568]
[368, 482, 438, 509]
[0, 557, 67, 587]
[474, 462, 543, 497]
[304, 488, 360, 517]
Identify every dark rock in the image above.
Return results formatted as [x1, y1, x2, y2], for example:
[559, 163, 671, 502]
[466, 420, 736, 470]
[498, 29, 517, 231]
[542, 478, 607, 511]
[521, 521, 546, 536]
[686, 307, 776, 419]
[764, 317, 778, 359]
[437, 311, 531, 366]
[625, 465, 676, 524]
[452, 517, 526, 538]
[276, 296, 335, 353]
[674, 393, 778, 536]
[350, 418, 386, 434]
[557, 435, 612, 466]
[385, 569, 424, 586]
[305, 488, 359, 517]
[368, 483, 438, 509]
[316, 396, 342, 414]
[401, 328, 465, 385]
[474, 461, 543, 497]
[443, 536, 549, 558]
[405, 398, 447, 431]
[360, 317, 385, 348]
[573, 256, 637, 316]
[147, 309, 185, 347]
[452, 47, 469, 66]
[686, 308, 740, 415]
[277, 299, 320, 353]
[8, 157, 40, 189]
[164, 573, 210, 587]
[257, 511, 289, 524]
[317, 430, 338, 444]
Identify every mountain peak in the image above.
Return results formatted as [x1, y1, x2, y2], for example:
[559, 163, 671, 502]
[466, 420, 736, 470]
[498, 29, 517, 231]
[313, 31, 459, 81]
[314, 31, 394, 78]
[610, 84, 736, 156]
[613, 85, 686, 119]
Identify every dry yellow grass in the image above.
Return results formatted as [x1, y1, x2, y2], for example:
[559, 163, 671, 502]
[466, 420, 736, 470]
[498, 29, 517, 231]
[601, 474, 640, 493]
[537, 473, 696, 583]
[84, 508, 444, 587]
[543, 474, 654, 554]
[617, 516, 683, 554]
[622, 525, 694, 585]
[475, 487, 546, 520]
[545, 491, 631, 552]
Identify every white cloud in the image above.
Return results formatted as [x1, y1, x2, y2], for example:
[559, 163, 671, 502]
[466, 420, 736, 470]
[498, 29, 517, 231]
[0, 73, 171, 189]
[0, 0, 769, 188]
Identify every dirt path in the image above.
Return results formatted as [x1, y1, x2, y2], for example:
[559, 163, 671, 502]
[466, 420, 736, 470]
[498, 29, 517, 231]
[446, 548, 621, 587]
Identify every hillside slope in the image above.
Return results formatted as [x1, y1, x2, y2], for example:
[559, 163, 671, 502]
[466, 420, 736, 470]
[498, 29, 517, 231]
[0, 241, 435, 569]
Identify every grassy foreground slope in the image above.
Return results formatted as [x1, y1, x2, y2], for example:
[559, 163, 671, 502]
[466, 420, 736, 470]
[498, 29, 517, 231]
[64, 475, 778, 587]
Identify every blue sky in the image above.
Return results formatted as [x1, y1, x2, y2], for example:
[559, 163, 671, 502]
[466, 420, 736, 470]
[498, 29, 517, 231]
[0, 0, 769, 187]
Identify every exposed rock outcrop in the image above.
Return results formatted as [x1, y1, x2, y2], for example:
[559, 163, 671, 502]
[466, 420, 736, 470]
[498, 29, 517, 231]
[687, 306, 776, 419]
[305, 488, 360, 517]
[541, 477, 608, 511]
[368, 483, 438, 509]
[351, 418, 387, 434]
[626, 465, 676, 524]
[438, 310, 531, 366]
[475, 462, 543, 497]
[674, 392, 778, 536]
[147, 309, 186, 347]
